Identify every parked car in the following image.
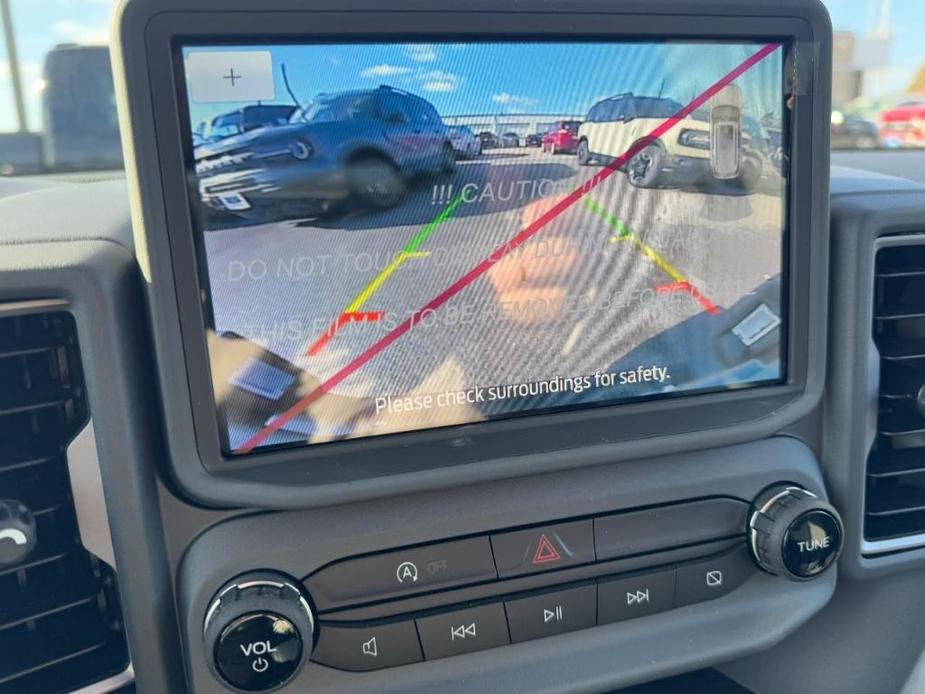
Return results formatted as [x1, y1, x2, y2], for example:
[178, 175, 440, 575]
[524, 132, 544, 147]
[200, 104, 297, 143]
[500, 131, 521, 147]
[831, 111, 880, 150]
[195, 85, 455, 220]
[448, 125, 482, 159]
[478, 131, 499, 149]
[577, 94, 714, 188]
[542, 120, 582, 154]
[879, 101, 925, 148]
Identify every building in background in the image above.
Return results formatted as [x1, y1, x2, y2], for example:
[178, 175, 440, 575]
[831, 0, 894, 108]
[832, 31, 893, 107]
[42, 44, 123, 171]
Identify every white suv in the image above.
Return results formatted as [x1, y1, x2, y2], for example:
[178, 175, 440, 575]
[577, 94, 714, 188]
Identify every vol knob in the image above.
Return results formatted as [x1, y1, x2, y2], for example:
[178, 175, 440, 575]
[748, 485, 843, 581]
[204, 572, 315, 692]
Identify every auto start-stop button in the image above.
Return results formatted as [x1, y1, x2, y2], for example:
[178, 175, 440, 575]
[214, 612, 303, 692]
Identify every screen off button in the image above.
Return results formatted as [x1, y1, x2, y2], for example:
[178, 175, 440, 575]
[186, 51, 275, 104]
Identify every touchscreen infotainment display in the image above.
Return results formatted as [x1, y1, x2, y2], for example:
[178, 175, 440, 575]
[178, 40, 788, 455]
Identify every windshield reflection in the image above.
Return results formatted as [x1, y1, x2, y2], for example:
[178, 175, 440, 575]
[1, 0, 925, 176]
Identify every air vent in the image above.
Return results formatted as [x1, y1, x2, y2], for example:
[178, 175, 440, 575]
[0, 311, 129, 693]
[866, 242, 925, 542]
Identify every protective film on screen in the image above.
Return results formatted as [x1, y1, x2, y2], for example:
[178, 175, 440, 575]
[178, 40, 789, 455]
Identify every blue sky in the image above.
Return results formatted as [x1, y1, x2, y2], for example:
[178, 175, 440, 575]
[183, 42, 783, 129]
[1, 0, 924, 132]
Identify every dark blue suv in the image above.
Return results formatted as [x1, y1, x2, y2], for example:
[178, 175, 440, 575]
[195, 85, 455, 221]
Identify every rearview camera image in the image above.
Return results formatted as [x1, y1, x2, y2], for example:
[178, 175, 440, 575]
[179, 41, 788, 455]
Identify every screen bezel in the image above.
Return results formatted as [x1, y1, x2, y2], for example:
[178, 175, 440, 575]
[131, 3, 828, 507]
[177, 37, 790, 458]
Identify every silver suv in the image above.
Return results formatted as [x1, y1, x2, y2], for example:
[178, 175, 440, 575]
[195, 85, 456, 221]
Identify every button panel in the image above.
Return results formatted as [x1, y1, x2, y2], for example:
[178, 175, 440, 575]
[304, 497, 764, 672]
[306, 498, 747, 614]
[312, 547, 754, 671]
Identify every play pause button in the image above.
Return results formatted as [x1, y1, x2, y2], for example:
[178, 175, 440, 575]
[543, 606, 563, 623]
[505, 585, 596, 643]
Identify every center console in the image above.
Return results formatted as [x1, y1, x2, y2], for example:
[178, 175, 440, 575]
[200, 484, 839, 691]
[173, 438, 839, 692]
[111, 0, 835, 690]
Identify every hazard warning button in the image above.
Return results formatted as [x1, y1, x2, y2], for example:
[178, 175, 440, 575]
[490, 521, 595, 578]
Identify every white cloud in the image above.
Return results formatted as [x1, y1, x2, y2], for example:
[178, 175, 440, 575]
[52, 19, 109, 44]
[360, 64, 413, 79]
[422, 80, 456, 93]
[405, 44, 438, 63]
[419, 69, 460, 93]
[491, 92, 538, 106]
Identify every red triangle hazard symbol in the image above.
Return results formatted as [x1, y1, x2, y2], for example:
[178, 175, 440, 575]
[532, 534, 562, 565]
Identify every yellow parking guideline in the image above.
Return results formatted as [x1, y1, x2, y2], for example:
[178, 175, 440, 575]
[633, 240, 686, 283]
[340, 194, 463, 314]
[584, 197, 687, 284]
[345, 253, 407, 313]
[345, 250, 431, 313]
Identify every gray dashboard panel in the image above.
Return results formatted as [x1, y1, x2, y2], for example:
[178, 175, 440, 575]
[177, 436, 835, 693]
[5, 156, 925, 694]
[825, 177, 925, 579]
[0, 181, 184, 693]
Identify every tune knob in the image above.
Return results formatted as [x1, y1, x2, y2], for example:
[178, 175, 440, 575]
[748, 485, 843, 581]
[204, 572, 315, 692]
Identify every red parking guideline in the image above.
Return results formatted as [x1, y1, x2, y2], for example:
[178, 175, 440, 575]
[305, 312, 384, 357]
[236, 43, 781, 454]
[655, 281, 721, 315]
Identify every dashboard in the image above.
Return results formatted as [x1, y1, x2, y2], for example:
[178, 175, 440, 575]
[4, 0, 925, 693]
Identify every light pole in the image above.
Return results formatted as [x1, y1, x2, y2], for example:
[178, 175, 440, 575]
[1, 0, 28, 132]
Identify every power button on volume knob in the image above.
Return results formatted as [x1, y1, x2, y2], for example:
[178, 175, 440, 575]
[749, 486, 843, 581]
[204, 573, 315, 692]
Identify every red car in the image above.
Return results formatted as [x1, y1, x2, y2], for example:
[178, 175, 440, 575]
[880, 101, 925, 147]
[542, 120, 582, 154]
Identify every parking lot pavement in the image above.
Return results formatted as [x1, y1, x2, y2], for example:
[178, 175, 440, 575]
[204, 146, 783, 418]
